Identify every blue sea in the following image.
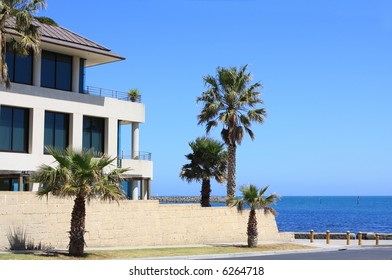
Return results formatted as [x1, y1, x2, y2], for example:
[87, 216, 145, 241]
[215, 196, 392, 233]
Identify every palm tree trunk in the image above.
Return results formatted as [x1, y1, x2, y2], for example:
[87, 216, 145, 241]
[0, 28, 11, 88]
[226, 144, 236, 202]
[68, 194, 86, 257]
[200, 178, 211, 207]
[247, 209, 258, 247]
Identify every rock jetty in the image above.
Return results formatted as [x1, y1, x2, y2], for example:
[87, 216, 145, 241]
[151, 196, 226, 204]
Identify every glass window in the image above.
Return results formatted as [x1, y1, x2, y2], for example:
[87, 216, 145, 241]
[12, 108, 28, 152]
[0, 106, 29, 153]
[41, 51, 56, 88]
[0, 106, 12, 150]
[56, 54, 72, 91]
[44, 111, 69, 153]
[83, 116, 104, 154]
[0, 179, 12, 191]
[41, 51, 72, 91]
[5, 48, 33, 85]
[79, 58, 86, 93]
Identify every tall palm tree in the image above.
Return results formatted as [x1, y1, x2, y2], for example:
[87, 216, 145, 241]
[228, 184, 279, 247]
[197, 65, 266, 201]
[0, 0, 48, 88]
[32, 147, 128, 257]
[180, 137, 227, 207]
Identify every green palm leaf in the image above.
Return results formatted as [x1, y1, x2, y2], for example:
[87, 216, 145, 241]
[180, 137, 227, 207]
[32, 147, 128, 256]
[197, 65, 266, 199]
[229, 184, 279, 247]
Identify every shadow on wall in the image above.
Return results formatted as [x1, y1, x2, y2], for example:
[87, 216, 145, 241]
[7, 226, 54, 251]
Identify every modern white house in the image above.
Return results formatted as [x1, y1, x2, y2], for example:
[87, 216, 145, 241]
[0, 19, 153, 200]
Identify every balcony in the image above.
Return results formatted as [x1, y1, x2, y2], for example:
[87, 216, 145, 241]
[85, 86, 142, 103]
[118, 151, 153, 179]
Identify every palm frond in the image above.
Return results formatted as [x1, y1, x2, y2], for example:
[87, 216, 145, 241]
[180, 137, 227, 186]
[230, 184, 279, 214]
[197, 65, 265, 148]
[33, 147, 127, 201]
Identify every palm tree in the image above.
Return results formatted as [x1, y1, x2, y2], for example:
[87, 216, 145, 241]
[197, 65, 266, 201]
[32, 147, 128, 257]
[180, 137, 227, 207]
[228, 184, 279, 247]
[0, 0, 49, 88]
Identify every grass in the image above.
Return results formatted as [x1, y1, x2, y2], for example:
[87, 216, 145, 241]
[0, 243, 312, 260]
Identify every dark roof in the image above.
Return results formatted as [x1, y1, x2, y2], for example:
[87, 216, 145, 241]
[5, 18, 124, 66]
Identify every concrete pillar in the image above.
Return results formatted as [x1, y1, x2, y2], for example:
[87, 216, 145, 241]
[106, 118, 118, 157]
[147, 179, 151, 200]
[70, 113, 83, 150]
[33, 50, 41, 86]
[132, 180, 139, 200]
[30, 108, 44, 155]
[72, 56, 80, 93]
[18, 176, 23, 192]
[132, 123, 139, 159]
[141, 179, 148, 200]
[141, 179, 151, 200]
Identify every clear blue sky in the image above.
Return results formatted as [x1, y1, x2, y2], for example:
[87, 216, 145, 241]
[40, 0, 392, 196]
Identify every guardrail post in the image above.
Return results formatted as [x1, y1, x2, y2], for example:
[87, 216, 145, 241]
[358, 232, 362, 245]
[310, 229, 314, 243]
[376, 234, 380, 246]
[346, 231, 350, 245]
[326, 230, 330, 244]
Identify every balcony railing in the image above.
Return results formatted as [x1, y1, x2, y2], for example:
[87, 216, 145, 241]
[85, 86, 142, 103]
[119, 151, 152, 161]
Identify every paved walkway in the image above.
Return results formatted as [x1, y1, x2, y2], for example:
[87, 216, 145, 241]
[1, 238, 391, 258]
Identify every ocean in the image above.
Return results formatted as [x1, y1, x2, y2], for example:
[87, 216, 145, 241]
[213, 196, 392, 233]
[272, 196, 392, 233]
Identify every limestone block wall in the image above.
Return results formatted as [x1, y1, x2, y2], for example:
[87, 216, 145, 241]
[0, 192, 280, 250]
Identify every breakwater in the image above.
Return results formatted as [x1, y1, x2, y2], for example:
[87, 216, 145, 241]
[151, 196, 226, 204]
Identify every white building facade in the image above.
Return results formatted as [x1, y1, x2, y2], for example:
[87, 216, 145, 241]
[0, 20, 152, 200]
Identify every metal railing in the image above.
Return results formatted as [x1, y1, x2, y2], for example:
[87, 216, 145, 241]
[119, 151, 152, 161]
[85, 86, 142, 103]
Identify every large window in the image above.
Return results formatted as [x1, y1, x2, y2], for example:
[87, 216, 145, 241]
[5, 48, 33, 85]
[79, 58, 86, 93]
[0, 178, 28, 191]
[0, 106, 29, 153]
[41, 51, 72, 91]
[83, 116, 105, 153]
[44, 111, 69, 153]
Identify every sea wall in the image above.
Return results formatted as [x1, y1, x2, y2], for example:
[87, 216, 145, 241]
[0, 192, 281, 250]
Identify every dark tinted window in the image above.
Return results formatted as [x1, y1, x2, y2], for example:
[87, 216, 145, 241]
[79, 58, 86, 93]
[56, 54, 72, 91]
[83, 116, 104, 153]
[41, 51, 56, 88]
[44, 111, 69, 152]
[5, 49, 33, 85]
[0, 106, 29, 152]
[41, 51, 72, 91]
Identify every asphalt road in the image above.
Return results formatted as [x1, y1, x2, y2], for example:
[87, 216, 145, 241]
[209, 247, 392, 260]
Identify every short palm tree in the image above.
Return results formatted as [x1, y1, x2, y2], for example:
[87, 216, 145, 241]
[180, 137, 227, 207]
[32, 147, 128, 257]
[197, 65, 266, 201]
[0, 0, 49, 88]
[228, 184, 279, 247]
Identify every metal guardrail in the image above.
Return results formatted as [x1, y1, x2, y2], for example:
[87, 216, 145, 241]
[120, 151, 152, 161]
[85, 86, 142, 103]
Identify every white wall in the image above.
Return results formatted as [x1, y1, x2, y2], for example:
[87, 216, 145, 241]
[0, 84, 151, 188]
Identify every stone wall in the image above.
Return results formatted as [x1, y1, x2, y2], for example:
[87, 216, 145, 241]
[0, 192, 281, 250]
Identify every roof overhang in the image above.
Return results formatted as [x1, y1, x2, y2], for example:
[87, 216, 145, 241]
[4, 19, 125, 67]
[39, 39, 125, 67]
